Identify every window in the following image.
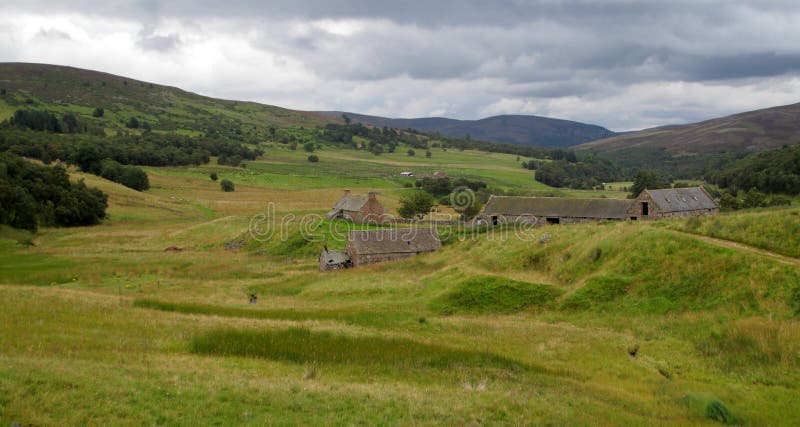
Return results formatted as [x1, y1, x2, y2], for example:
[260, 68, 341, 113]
[546, 217, 560, 225]
[641, 202, 649, 216]
[491, 215, 498, 225]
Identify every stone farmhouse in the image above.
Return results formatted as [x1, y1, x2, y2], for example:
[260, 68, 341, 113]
[318, 228, 442, 271]
[629, 187, 718, 220]
[327, 190, 386, 223]
[476, 187, 718, 225]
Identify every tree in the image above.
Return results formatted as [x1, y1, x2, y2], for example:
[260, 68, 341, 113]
[268, 126, 276, 139]
[629, 170, 668, 198]
[210, 172, 218, 181]
[71, 143, 102, 174]
[126, 117, 139, 129]
[397, 190, 435, 219]
[342, 114, 351, 125]
[425, 150, 432, 158]
[290, 142, 298, 150]
[742, 188, 767, 208]
[307, 155, 319, 163]
[407, 149, 416, 157]
[303, 142, 315, 152]
[92, 107, 104, 118]
[220, 179, 235, 192]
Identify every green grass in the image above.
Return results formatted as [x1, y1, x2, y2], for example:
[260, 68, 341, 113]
[190, 327, 531, 372]
[560, 275, 633, 310]
[431, 275, 562, 314]
[673, 207, 800, 257]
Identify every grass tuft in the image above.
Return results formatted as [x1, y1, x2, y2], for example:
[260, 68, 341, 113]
[431, 275, 562, 315]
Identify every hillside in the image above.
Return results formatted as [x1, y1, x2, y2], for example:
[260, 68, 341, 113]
[316, 111, 616, 148]
[578, 102, 800, 154]
[0, 63, 338, 136]
[0, 158, 798, 424]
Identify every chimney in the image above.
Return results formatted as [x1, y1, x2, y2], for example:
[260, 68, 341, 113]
[343, 189, 351, 197]
[368, 191, 377, 200]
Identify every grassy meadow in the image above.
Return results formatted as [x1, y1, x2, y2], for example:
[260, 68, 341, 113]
[1, 146, 799, 426]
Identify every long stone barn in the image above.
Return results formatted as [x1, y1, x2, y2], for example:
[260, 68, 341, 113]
[476, 196, 633, 225]
[475, 187, 718, 225]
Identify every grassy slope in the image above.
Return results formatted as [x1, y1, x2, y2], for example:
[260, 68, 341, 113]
[0, 62, 337, 134]
[0, 157, 798, 425]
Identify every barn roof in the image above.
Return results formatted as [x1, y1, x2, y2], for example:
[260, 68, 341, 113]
[347, 228, 442, 255]
[327, 194, 368, 218]
[481, 196, 633, 219]
[644, 187, 717, 212]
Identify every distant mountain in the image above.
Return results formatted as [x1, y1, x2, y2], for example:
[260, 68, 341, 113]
[315, 111, 617, 148]
[578, 102, 800, 154]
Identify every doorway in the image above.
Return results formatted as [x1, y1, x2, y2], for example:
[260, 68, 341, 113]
[641, 202, 649, 216]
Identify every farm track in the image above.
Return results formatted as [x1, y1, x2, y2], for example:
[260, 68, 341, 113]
[668, 229, 800, 267]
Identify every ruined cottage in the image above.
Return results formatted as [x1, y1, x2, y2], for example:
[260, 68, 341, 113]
[476, 195, 634, 225]
[628, 187, 718, 220]
[318, 246, 352, 271]
[327, 190, 386, 223]
[346, 228, 442, 267]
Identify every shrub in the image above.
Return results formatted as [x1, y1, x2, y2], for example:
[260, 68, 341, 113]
[98, 159, 149, 191]
[210, 172, 218, 181]
[220, 179, 235, 192]
[92, 107, 104, 118]
[303, 142, 315, 152]
[307, 155, 319, 163]
[407, 149, 415, 156]
[126, 117, 139, 129]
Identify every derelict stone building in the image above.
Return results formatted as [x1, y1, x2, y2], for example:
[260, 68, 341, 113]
[628, 187, 718, 220]
[346, 228, 442, 266]
[318, 246, 352, 271]
[327, 190, 386, 223]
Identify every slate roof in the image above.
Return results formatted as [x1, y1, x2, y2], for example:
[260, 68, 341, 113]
[327, 194, 369, 218]
[347, 228, 442, 255]
[645, 187, 718, 212]
[481, 196, 633, 219]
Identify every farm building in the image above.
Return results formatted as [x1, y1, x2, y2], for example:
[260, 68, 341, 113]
[628, 187, 718, 220]
[327, 190, 386, 223]
[475, 195, 634, 225]
[318, 246, 352, 271]
[346, 228, 442, 266]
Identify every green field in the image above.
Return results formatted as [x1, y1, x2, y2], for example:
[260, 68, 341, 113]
[1, 145, 799, 426]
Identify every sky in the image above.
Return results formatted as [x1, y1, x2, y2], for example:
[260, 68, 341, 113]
[2, 1, 800, 131]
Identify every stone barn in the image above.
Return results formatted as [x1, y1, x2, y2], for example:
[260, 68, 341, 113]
[475, 195, 634, 225]
[346, 228, 442, 266]
[327, 190, 386, 223]
[629, 187, 718, 220]
[318, 246, 352, 271]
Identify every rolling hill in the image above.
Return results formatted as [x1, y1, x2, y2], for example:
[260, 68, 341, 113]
[578, 102, 800, 154]
[316, 111, 617, 148]
[0, 62, 338, 136]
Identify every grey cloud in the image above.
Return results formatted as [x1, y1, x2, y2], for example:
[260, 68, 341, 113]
[34, 28, 72, 40]
[137, 33, 181, 52]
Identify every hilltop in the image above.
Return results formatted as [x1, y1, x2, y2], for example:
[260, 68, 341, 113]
[0, 62, 338, 136]
[578, 102, 800, 154]
[316, 111, 616, 148]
